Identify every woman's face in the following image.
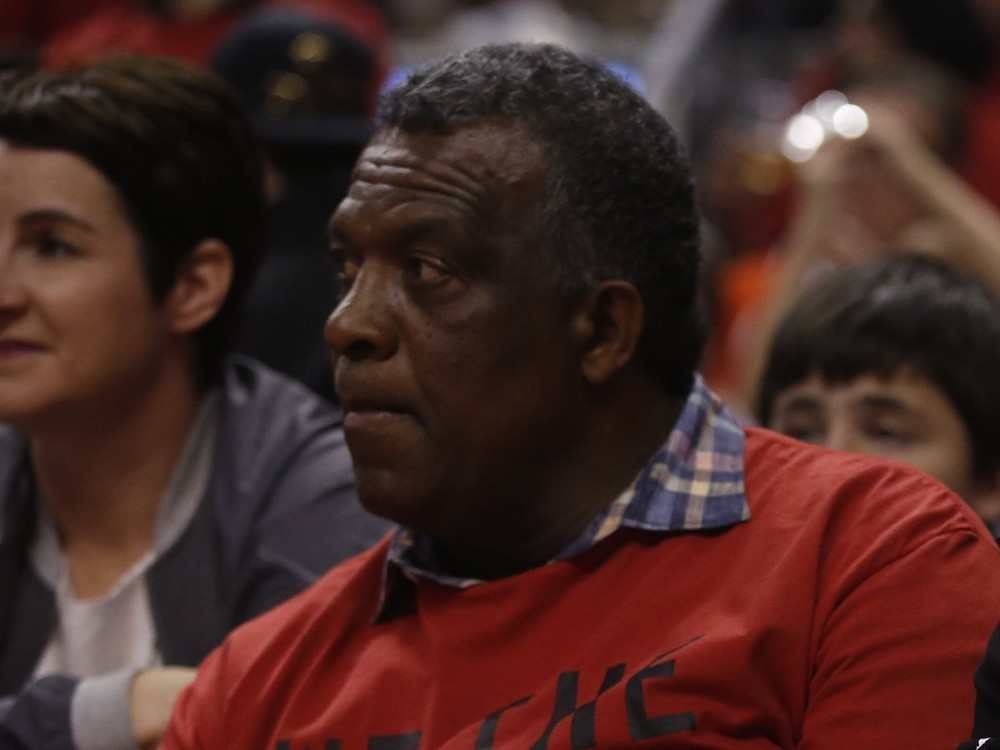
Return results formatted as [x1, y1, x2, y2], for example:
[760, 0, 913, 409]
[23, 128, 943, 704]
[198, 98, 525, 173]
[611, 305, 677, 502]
[0, 144, 176, 430]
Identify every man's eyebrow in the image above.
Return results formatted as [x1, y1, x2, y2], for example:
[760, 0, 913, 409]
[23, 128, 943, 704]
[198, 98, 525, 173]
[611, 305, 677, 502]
[18, 209, 96, 233]
[328, 216, 459, 246]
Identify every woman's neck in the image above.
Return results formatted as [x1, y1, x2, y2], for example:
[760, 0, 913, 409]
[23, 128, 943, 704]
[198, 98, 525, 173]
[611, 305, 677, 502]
[27, 359, 204, 596]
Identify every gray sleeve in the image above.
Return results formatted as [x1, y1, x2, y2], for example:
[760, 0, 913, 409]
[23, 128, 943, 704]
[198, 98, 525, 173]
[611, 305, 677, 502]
[237, 426, 392, 621]
[0, 674, 77, 749]
[71, 670, 139, 750]
[210, 360, 393, 624]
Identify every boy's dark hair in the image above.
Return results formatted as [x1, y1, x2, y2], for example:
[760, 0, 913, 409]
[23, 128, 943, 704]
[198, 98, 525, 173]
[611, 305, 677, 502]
[0, 56, 266, 388]
[377, 42, 703, 398]
[757, 254, 1000, 480]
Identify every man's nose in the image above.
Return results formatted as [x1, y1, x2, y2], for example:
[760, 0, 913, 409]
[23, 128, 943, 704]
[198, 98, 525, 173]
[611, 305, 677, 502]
[325, 264, 397, 362]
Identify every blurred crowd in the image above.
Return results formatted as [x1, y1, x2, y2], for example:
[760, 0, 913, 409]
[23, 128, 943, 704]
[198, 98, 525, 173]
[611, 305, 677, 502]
[5, 0, 1000, 482]
[6, 0, 1000, 511]
[5, 0, 997, 389]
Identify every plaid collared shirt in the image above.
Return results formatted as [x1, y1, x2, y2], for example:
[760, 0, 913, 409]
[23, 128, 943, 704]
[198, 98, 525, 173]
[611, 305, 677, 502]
[381, 374, 749, 600]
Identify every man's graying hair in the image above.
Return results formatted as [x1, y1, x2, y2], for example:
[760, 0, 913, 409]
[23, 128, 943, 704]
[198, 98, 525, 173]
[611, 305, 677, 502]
[377, 43, 704, 397]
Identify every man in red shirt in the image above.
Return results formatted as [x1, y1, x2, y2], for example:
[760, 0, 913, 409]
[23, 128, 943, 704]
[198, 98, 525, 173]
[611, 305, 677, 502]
[163, 42, 1000, 749]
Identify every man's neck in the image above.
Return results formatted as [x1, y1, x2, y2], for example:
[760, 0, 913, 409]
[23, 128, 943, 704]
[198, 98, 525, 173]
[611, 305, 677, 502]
[430, 378, 685, 580]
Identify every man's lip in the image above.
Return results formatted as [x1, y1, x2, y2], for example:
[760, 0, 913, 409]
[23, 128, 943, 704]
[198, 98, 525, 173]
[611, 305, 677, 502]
[340, 396, 408, 412]
[0, 339, 44, 356]
[340, 390, 417, 424]
[342, 406, 414, 431]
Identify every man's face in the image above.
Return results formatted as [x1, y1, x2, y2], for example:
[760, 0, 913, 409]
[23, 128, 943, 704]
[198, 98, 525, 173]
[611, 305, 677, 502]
[769, 368, 979, 500]
[326, 124, 591, 548]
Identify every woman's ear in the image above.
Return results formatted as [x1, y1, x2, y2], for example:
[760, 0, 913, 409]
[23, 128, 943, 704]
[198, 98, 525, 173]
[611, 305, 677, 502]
[167, 238, 234, 335]
[574, 280, 645, 386]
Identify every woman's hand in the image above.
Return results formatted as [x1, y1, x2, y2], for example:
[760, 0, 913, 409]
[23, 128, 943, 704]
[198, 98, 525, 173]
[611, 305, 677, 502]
[130, 667, 198, 750]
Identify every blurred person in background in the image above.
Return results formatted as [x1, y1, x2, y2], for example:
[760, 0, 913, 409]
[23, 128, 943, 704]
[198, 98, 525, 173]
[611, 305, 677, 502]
[0, 56, 387, 750]
[702, 51, 1000, 415]
[828, 0, 1000, 205]
[212, 7, 382, 401]
[734, 62, 1000, 407]
[693, 0, 1000, 408]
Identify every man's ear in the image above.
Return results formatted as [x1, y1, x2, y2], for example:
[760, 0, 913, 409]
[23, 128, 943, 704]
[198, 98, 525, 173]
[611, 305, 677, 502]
[166, 238, 234, 335]
[574, 280, 645, 386]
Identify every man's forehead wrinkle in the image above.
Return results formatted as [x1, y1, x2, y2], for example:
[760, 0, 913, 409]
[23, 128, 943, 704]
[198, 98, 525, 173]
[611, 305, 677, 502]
[356, 127, 544, 212]
[353, 153, 494, 214]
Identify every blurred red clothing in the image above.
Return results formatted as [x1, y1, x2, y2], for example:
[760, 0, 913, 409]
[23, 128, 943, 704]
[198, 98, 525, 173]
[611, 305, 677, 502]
[961, 67, 1000, 211]
[0, 0, 129, 50]
[42, 0, 392, 77]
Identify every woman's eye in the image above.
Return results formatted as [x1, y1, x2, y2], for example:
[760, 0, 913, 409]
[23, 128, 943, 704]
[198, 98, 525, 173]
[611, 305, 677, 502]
[34, 234, 79, 258]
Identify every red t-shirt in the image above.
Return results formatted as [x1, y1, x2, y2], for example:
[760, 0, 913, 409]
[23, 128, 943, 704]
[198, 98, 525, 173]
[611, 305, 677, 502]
[164, 428, 1000, 749]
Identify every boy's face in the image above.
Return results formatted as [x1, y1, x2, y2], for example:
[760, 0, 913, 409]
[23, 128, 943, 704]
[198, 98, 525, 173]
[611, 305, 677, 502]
[768, 368, 1000, 525]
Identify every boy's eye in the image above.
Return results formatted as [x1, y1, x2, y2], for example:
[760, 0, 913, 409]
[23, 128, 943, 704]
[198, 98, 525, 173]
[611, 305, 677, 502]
[772, 413, 826, 445]
[783, 426, 826, 444]
[863, 422, 910, 447]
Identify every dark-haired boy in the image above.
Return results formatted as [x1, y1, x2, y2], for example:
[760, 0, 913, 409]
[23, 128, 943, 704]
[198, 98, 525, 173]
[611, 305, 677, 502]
[758, 253, 1000, 535]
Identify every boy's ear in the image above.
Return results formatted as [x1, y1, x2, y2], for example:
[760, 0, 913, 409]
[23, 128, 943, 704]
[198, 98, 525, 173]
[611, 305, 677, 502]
[571, 280, 645, 386]
[167, 239, 234, 335]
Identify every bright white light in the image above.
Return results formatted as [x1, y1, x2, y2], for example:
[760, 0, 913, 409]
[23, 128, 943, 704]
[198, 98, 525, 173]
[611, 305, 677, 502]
[832, 104, 868, 139]
[782, 140, 817, 163]
[813, 90, 848, 127]
[782, 113, 827, 162]
[786, 113, 826, 150]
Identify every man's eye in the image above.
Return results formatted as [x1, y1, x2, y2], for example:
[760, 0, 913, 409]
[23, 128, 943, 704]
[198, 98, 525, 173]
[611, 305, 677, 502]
[404, 255, 449, 285]
[329, 249, 360, 294]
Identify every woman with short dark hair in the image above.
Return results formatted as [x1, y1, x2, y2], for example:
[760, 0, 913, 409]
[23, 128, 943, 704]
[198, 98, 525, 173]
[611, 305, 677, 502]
[0, 56, 387, 749]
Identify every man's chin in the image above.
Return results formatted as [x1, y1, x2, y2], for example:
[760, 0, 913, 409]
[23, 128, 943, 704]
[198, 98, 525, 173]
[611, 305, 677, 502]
[355, 474, 444, 530]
